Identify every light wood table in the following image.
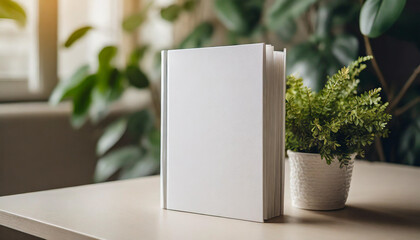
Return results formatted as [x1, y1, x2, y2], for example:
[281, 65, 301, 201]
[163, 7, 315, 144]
[0, 160, 419, 240]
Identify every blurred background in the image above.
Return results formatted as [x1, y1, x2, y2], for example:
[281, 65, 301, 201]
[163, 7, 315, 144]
[0, 1, 419, 237]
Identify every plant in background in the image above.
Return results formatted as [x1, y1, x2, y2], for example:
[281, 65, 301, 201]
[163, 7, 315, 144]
[213, 0, 420, 164]
[50, 0, 420, 182]
[286, 56, 391, 166]
[50, 0, 204, 182]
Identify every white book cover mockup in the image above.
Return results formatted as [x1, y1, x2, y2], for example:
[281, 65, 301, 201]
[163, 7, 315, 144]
[160, 43, 286, 222]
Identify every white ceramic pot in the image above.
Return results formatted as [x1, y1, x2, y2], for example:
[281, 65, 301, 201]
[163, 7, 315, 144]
[288, 150, 355, 210]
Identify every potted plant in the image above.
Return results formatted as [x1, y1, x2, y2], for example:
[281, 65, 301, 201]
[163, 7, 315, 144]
[286, 56, 392, 210]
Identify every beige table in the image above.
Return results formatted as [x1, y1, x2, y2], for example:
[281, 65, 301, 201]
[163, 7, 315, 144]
[0, 160, 419, 240]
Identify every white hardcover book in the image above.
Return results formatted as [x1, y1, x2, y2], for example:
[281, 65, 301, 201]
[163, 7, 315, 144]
[161, 43, 286, 222]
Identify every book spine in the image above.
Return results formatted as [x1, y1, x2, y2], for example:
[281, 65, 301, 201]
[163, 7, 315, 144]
[161, 50, 168, 209]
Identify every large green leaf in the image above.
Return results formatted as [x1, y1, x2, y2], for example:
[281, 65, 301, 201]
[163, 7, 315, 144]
[122, 2, 151, 32]
[0, 0, 26, 27]
[160, 4, 182, 22]
[214, 0, 263, 36]
[97, 46, 118, 93]
[126, 65, 149, 89]
[331, 34, 358, 66]
[94, 146, 142, 182]
[49, 65, 90, 106]
[63, 26, 93, 48]
[359, 0, 406, 38]
[71, 74, 96, 128]
[267, 0, 316, 41]
[97, 118, 128, 156]
[179, 22, 214, 49]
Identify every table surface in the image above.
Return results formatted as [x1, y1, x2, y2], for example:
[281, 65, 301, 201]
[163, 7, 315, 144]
[0, 160, 419, 240]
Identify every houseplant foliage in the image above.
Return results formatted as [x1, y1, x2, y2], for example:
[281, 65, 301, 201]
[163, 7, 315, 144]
[286, 56, 391, 166]
[50, 0, 205, 182]
[287, 56, 391, 210]
[50, 0, 420, 183]
[214, 0, 419, 165]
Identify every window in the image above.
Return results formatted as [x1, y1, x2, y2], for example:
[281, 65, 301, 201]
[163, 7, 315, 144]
[0, 0, 56, 101]
[0, 0, 134, 101]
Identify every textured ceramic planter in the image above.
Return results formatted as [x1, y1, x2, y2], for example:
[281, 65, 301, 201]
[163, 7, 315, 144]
[288, 150, 355, 210]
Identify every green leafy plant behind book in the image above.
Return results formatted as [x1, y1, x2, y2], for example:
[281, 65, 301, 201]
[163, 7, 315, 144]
[286, 56, 392, 167]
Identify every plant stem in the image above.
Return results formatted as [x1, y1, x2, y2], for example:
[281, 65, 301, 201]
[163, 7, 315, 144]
[388, 64, 420, 111]
[394, 96, 420, 116]
[363, 36, 392, 100]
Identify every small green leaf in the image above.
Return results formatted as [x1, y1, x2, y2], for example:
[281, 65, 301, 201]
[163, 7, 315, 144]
[128, 45, 149, 66]
[122, 2, 151, 32]
[97, 118, 128, 156]
[183, 0, 198, 11]
[97, 46, 118, 93]
[160, 4, 182, 22]
[0, 0, 26, 27]
[359, 0, 406, 38]
[179, 22, 214, 49]
[94, 146, 142, 182]
[63, 26, 93, 48]
[126, 65, 149, 89]
[49, 65, 90, 106]
[71, 74, 96, 128]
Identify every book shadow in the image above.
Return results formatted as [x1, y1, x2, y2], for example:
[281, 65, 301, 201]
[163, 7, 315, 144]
[266, 215, 333, 224]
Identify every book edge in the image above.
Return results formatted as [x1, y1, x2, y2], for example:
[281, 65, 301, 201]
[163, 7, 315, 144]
[160, 50, 168, 209]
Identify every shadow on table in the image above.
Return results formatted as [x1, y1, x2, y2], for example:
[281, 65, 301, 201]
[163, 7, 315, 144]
[314, 204, 420, 228]
[267, 204, 420, 229]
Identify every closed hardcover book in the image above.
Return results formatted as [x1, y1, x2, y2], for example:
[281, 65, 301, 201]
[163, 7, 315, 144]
[160, 43, 286, 222]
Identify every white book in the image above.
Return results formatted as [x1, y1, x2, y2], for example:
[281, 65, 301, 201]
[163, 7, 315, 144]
[161, 43, 286, 222]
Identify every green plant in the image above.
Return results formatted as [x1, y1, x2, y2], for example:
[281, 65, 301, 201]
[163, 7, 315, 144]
[50, 0, 204, 182]
[0, 0, 26, 27]
[49, 0, 420, 182]
[286, 56, 391, 166]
